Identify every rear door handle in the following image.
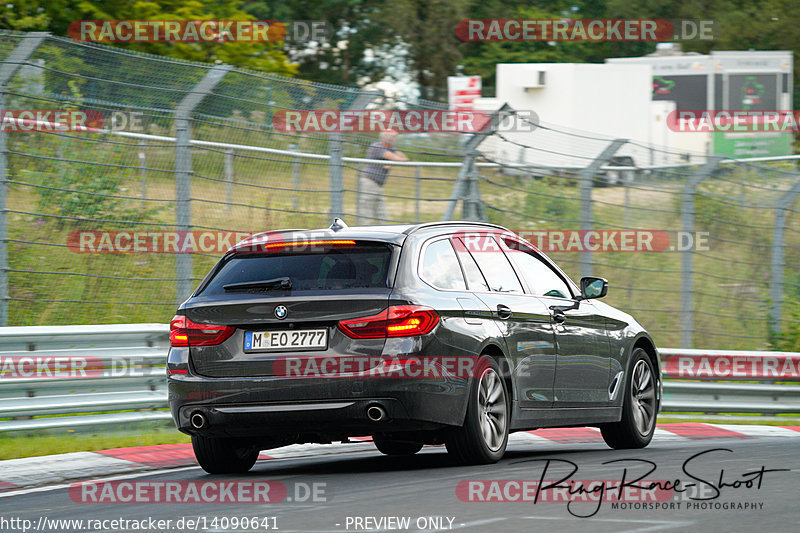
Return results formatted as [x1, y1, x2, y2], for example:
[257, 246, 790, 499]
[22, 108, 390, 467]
[496, 304, 512, 319]
[552, 309, 567, 324]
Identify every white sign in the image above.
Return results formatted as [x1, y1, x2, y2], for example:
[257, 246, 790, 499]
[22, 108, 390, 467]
[448, 76, 482, 111]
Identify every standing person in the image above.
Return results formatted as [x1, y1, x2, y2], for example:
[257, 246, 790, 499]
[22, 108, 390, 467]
[359, 129, 408, 224]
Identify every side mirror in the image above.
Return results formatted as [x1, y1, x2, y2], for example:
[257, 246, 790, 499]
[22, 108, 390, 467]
[580, 277, 608, 300]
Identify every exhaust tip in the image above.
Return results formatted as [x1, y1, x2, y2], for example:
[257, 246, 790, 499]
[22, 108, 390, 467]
[366, 405, 387, 422]
[190, 411, 207, 429]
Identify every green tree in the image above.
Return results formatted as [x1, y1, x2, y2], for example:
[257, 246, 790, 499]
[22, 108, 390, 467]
[1, 0, 296, 76]
[253, 0, 387, 86]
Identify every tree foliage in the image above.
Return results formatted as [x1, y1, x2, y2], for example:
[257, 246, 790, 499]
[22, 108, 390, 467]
[1, 0, 296, 76]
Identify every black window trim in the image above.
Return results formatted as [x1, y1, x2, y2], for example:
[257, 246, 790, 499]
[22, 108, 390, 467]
[499, 234, 578, 301]
[451, 233, 526, 295]
[416, 236, 468, 292]
[195, 240, 398, 296]
[449, 236, 490, 293]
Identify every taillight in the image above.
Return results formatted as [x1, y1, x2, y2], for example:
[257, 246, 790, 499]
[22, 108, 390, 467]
[337, 306, 439, 339]
[170, 315, 236, 347]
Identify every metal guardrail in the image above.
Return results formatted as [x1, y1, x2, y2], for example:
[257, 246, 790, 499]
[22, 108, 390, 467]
[0, 326, 798, 432]
[0, 324, 171, 432]
[658, 348, 800, 419]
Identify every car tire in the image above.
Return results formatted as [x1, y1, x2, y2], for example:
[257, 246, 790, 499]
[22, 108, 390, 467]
[600, 347, 658, 449]
[192, 435, 259, 474]
[446, 356, 509, 465]
[372, 435, 424, 456]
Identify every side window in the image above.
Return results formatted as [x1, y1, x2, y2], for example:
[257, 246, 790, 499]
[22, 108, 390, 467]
[455, 236, 523, 293]
[504, 245, 572, 298]
[419, 239, 467, 290]
[452, 241, 490, 292]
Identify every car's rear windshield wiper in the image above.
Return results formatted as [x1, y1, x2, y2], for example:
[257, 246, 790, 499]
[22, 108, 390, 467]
[223, 277, 292, 291]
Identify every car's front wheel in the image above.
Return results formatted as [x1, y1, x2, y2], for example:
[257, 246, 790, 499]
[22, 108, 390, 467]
[447, 356, 509, 465]
[192, 435, 259, 474]
[600, 347, 657, 449]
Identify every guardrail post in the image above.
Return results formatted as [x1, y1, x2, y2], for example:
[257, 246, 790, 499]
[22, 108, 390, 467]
[444, 104, 512, 221]
[0, 32, 47, 327]
[769, 175, 800, 337]
[174, 64, 232, 304]
[577, 139, 626, 279]
[680, 156, 722, 348]
[329, 90, 381, 221]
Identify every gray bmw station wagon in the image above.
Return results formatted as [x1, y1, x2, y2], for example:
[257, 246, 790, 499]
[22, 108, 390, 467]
[168, 220, 661, 473]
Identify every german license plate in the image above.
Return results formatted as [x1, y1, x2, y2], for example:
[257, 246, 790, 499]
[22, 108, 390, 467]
[244, 329, 327, 352]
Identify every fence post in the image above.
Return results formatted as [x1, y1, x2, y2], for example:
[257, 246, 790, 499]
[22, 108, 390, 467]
[679, 156, 722, 348]
[769, 175, 800, 337]
[577, 139, 626, 280]
[0, 32, 47, 327]
[444, 103, 511, 221]
[224, 148, 234, 211]
[289, 143, 300, 210]
[173, 65, 232, 304]
[329, 90, 381, 221]
[329, 132, 344, 219]
[415, 165, 421, 223]
[138, 140, 147, 209]
[354, 164, 362, 225]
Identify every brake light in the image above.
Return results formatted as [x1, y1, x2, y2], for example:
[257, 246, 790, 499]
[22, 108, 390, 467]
[265, 239, 355, 248]
[170, 315, 236, 347]
[237, 239, 356, 252]
[337, 306, 439, 339]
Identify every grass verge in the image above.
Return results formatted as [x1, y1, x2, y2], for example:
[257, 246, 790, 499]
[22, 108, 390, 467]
[0, 427, 190, 460]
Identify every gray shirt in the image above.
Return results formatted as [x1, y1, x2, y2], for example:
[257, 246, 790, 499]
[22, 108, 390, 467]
[362, 142, 396, 186]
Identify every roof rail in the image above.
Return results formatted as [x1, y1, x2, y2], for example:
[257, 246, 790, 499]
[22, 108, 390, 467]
[402, 220, 507, 235]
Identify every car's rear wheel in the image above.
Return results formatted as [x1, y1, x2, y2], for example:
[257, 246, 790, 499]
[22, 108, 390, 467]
[372, 435, 424, 456]
[600, 347, 657, 449]
[447, 356, 509, 465]
[192, 435, 259, 474]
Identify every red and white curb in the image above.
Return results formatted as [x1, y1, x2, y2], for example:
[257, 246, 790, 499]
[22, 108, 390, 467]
[0, 424, 798, 491]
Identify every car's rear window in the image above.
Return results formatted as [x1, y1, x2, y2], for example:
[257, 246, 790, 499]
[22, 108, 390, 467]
[199, 243, 393, 295]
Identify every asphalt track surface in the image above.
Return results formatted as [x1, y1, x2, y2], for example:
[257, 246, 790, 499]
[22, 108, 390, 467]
[1, 430, 799, 533]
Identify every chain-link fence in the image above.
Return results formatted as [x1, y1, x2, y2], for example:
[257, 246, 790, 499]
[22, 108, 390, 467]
[1, 30, 799, 352]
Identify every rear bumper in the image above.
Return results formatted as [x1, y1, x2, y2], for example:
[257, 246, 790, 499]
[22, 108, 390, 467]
[168, 374, 470, 439]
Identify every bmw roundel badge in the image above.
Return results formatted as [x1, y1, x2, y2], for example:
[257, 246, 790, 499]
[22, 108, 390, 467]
[274, 305, 288, 320]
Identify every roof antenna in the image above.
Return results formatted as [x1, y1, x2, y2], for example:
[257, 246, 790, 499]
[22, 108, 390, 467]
[330, 218, 348, 232]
